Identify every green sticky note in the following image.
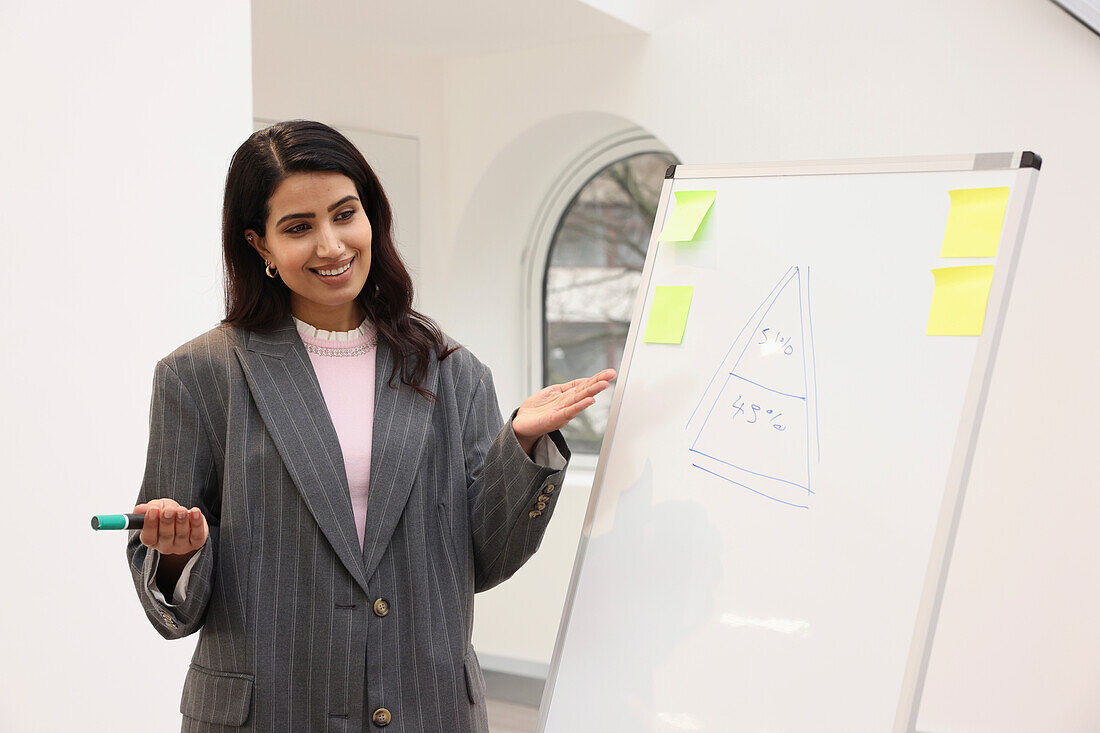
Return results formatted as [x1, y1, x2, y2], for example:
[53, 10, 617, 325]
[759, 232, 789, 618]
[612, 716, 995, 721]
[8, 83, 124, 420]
[927, 266, 995, 335]
[941, 187, 1010, 257]
[658, 190, 717, 242]
[644, 286, 694, 344]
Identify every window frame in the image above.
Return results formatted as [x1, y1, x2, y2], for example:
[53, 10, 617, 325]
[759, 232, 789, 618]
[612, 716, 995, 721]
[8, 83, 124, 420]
[523, 128, 676, 465]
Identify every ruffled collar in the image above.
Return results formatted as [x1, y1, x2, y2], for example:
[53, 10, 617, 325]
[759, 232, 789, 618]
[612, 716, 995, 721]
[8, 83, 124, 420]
[292, 315, 376, 355]
[292, 314, 372, 342]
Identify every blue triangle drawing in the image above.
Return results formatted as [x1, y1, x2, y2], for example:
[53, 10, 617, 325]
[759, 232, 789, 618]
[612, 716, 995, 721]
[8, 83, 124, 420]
[687, 267, 818, 509]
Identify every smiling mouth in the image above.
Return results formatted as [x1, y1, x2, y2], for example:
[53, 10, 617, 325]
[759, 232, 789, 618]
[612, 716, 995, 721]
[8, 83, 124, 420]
[311, 256, 354, 277]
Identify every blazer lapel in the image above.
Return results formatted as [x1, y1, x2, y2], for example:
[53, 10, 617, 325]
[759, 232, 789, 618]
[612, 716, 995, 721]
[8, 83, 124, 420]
[234, 315, 369, 596]
[361, 338, 437, 581]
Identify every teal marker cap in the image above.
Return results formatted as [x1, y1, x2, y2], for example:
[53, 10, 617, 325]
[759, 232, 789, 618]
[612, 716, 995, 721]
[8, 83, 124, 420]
[91, 514, 129, 530]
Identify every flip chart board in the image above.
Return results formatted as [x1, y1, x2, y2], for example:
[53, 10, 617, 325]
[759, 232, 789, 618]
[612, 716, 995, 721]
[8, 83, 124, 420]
[538, 153, 1040, 732]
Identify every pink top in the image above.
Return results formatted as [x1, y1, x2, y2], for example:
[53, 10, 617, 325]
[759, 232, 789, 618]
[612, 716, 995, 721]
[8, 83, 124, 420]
[293, 314, 376, 551]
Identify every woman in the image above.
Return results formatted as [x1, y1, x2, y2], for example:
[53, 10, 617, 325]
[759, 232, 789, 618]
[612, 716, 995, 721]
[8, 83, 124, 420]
[126, 119, 615, 732]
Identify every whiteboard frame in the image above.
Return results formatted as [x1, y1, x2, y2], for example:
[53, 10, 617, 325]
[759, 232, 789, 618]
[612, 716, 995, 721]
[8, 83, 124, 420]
[535, 152, 1041, 733]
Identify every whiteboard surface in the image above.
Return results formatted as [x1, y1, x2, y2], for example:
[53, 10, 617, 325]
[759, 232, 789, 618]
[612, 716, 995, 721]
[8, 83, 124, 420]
[539, 160, 1037, 732]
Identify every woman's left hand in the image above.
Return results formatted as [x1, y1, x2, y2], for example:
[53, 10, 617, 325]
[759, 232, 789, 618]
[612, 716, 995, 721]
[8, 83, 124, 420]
[511, 368, 618, 456]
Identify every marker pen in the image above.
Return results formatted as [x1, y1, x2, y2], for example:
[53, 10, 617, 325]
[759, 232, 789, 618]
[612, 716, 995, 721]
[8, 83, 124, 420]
[90, 513, 145, 530]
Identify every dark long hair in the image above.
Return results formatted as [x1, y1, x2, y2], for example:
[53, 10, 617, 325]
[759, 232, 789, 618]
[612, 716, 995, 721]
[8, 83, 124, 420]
[221, 120, 458, 400]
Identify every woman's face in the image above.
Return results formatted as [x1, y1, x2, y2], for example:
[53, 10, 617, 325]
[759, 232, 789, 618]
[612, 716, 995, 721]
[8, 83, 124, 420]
[246, 171, 372, 330]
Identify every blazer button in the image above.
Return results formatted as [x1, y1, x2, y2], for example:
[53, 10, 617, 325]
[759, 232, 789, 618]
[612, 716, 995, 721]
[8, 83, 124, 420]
[372, 707, 392, 726]
[160, 611, 177, 628]
[537, 494, 550, 502]
[529, 510, 542, 518]
[372, 598, 390, 617]
[536, 502, 547, 511]
[545, 484, 556, 493]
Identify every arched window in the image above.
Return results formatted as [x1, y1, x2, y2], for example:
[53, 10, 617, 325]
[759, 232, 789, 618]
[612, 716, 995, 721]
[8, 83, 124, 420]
[539, 149, 677, 456]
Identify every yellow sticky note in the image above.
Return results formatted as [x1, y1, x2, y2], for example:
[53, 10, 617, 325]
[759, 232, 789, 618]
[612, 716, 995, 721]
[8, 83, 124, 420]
[941, 187, 1010, 257]
[658, 190, 717, 242]
[644, 286, 694, 344]
[927, 266, 995, 336]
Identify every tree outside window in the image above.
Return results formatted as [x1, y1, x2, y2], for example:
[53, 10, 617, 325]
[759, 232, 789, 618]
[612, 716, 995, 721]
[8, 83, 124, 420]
[543, 151, 678, 454]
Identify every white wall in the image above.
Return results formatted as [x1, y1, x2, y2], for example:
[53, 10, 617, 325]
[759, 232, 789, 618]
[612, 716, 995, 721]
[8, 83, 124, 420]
[0, 2, 252, 730]
[435, 0, 1100, 728]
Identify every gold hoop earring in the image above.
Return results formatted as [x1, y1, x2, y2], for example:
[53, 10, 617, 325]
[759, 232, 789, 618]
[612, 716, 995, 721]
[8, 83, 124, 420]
[264, 260, 278, 278]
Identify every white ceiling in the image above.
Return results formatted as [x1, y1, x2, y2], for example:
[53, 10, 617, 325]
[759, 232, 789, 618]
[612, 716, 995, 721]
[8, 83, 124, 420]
[253, 0, 647, 59]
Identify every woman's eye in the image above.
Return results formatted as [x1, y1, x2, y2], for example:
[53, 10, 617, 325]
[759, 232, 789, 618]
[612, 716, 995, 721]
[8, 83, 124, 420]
[285, 210, 352, 234]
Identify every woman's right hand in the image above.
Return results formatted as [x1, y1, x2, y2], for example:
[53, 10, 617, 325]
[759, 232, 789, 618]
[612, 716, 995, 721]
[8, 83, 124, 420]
[135, 498, 208, 557]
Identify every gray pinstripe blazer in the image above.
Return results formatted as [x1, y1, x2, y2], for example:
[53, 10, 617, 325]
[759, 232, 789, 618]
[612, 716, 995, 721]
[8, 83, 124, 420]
[126, 316, 569, 732]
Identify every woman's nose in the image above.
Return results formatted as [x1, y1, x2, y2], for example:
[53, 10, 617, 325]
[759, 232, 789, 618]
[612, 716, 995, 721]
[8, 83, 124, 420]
[315, 225, 344, 256]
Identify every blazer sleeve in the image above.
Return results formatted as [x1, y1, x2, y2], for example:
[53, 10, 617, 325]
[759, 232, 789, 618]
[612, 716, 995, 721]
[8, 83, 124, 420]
[464, 363, 571, 592]
[126, 359, 219, 639]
